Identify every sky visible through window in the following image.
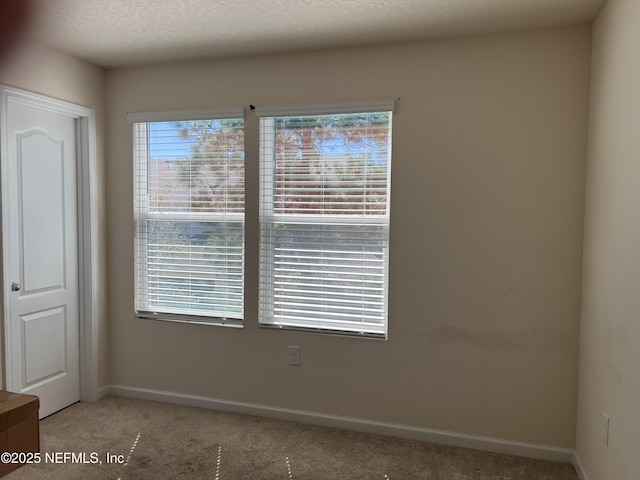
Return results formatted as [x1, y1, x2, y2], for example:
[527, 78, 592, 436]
[150, 120, 388, 163]
[149, 122, 193, 159]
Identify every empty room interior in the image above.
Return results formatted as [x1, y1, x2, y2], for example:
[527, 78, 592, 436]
[0, 0, 638, 478]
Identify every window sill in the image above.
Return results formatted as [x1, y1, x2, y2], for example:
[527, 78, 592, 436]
[258, 323, 386, 340]
[135, 311, 244, 328]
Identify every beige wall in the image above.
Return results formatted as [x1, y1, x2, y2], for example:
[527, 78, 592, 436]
[577, 0, 640, 477]
[0, 38, 109, 388]
[106, 26, 590, 447]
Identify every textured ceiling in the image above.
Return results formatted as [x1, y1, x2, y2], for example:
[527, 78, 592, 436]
[28, 0, 605, 69]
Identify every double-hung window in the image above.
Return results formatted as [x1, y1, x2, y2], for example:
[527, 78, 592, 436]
[256, 101, 394, 338]
[130, 109, 245, 326]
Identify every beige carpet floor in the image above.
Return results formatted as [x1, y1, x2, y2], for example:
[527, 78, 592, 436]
[6, 396, 578, 479]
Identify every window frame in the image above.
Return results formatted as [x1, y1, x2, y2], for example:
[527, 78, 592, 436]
[129, 107, 246, 327]
[255, 100, 395, 338]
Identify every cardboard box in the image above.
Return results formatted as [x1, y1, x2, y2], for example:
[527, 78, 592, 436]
[0, 391, 39, 477]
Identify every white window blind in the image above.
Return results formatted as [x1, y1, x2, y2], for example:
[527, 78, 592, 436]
[131, 110, 245, 325]
[258, 105, 393, 337]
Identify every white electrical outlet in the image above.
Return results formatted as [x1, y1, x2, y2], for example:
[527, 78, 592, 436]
[601, 412, 610, 445]
[288, 346, 301, 366]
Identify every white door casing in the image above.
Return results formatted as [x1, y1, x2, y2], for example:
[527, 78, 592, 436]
[0, 85, 100, 417]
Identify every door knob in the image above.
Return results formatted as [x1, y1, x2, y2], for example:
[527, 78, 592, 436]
[11, 282, 21, 292]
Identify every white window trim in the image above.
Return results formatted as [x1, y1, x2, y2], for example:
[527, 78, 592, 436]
[127, 107, 245, 124]
[253, 99, 395, 117]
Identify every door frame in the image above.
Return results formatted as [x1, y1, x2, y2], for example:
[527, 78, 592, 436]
[0, 84, 100, 403]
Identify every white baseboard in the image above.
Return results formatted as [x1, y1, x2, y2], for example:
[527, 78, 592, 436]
[573, 453, 589, 480]
[104, 384, 574, 464]
[97, 385, 111, 400]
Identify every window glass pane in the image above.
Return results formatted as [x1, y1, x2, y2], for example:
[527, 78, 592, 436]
[272, 113, 390, 216]
[264, 222, 387, 331]
[142, 220, 244, 318]
[147, 120, 244, 214]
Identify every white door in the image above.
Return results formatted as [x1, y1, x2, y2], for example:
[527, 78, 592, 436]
[3, 94, 80, 418]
